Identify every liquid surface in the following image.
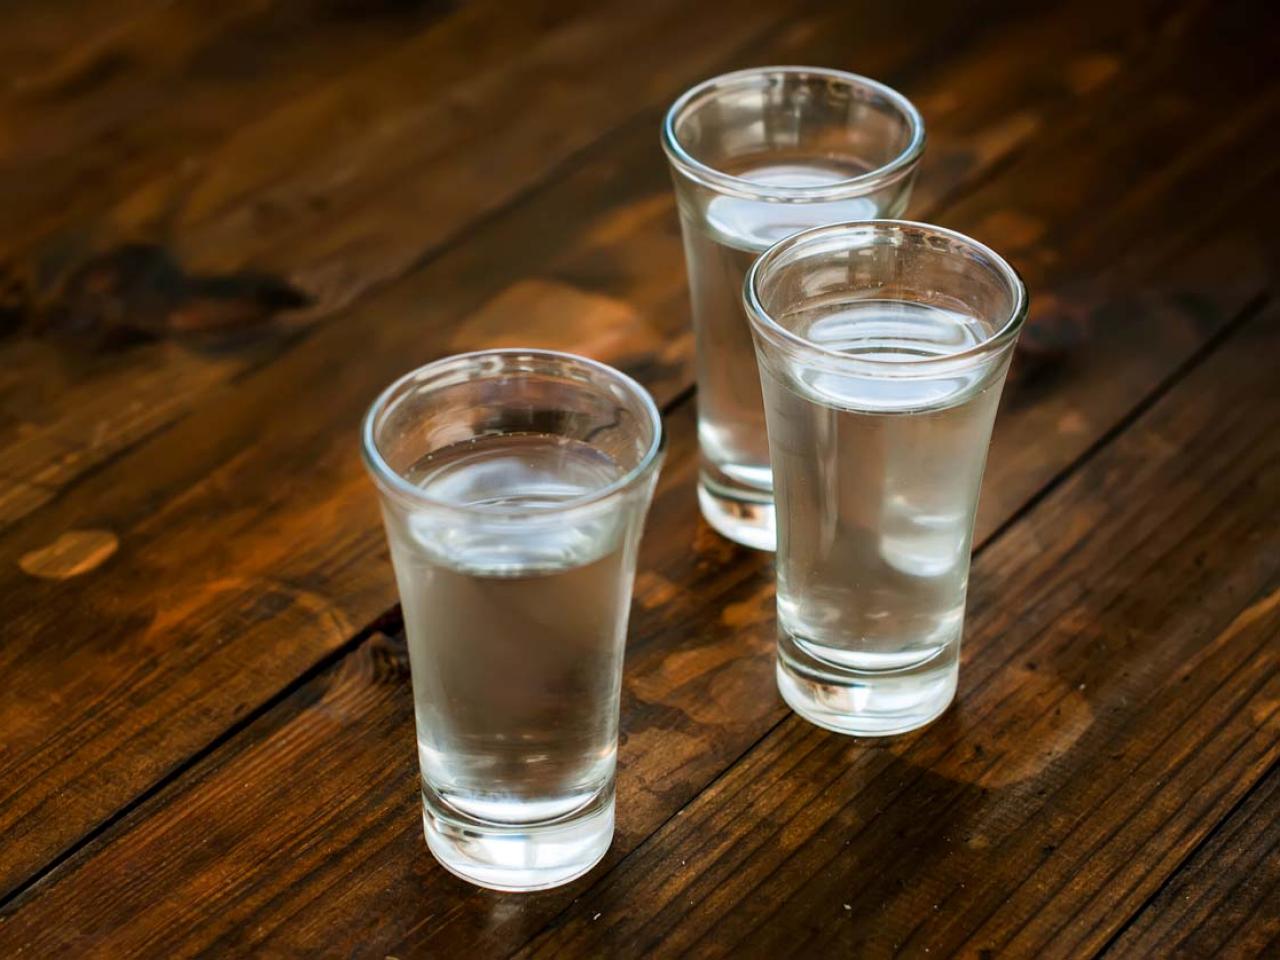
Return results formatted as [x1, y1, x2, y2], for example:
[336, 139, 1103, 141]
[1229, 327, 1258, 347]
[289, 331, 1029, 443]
[680, 157, 907, 512]
[762, 301, 1007, 685]
[790, 300, 997, 411]
[389, 434, 633, 824]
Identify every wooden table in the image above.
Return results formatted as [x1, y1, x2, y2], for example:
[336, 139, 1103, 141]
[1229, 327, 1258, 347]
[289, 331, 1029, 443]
[1, 0, 1276, 956]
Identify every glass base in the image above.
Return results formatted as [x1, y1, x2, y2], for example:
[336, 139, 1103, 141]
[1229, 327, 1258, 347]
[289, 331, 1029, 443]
[697, 479, 775, 551]
[776, 632, 958, 736]
[422, 784, 613, 892]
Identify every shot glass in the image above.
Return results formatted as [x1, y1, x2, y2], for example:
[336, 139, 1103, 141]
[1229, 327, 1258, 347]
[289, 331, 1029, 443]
[744, 221, 1027, 735]
[663, 66, 925, 551]
[362, 350, 664, 890]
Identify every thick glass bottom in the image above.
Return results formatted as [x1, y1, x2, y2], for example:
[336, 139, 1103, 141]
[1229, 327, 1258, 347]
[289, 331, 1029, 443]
[776, 630, 958, 736]
[422, 783, 613, 892]
[697, 474, 775, 551]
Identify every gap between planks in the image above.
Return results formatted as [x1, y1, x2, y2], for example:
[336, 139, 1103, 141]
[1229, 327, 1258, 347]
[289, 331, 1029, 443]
[0, 0, 1224, 913]
[3, 289, 1264, 935]
[0, 0, 1060, 896]
[508, 291, 1275, 955]
[0, 384, 699, 913]
[1094, 756, 1280, 957]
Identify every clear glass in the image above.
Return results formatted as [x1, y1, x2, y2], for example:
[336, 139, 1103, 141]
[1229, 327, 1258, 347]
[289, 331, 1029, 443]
[362, 350, 664, 891]
[663, 66, 925, 551]
[745, 221, 1027, 735]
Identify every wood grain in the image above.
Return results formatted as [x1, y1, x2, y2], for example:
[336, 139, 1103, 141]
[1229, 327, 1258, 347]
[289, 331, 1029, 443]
[2, 293, 1269, 957]
[1, 0, 1277, 954]
[0, 0, 1165, 538]
[517, 304, 1280, 960]
[0, 0, 1180, 900]
[0, 0, 1168, 541]
[0, 0, 471, 257]
[0, 0, 797, 532]
[1102, 762, 1280, 958]
[2, 185, 1275, 957]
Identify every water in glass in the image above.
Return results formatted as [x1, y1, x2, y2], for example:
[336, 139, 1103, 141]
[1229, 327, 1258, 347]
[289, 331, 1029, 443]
[680, 157, 891, 549]
[759, 300, 1008, 733]
[388, 433, 630, 831]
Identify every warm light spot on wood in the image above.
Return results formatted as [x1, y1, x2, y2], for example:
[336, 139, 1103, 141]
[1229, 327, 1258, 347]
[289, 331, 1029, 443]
[20, 529, 119, 580]
[583, 194, 672, 246]
[970, 688, 1092, 789]
[978, 209, 1046, 250]
[912, 669, 1095, 790]
[722, 596, 770, 629]
[1216, 586, 1279, 644]
[1066, 54, 1121, 94]
[143, 577, 353, 649]
[702, 665, 778, 723]
[633, 638, 754, 703]
[635, 571, 682, 611]
[918, 89, 960, 117]
[693, 522, 738, 566]
[1249, 698, 1279, 731]
[967, 110, 1041, 168]
[942, 675, 1090, 788]
[630, 634, 777, 726]
[1057, 410, 1088, 434]
[452, 279, 656, 359]
[629, 597, 777, 718]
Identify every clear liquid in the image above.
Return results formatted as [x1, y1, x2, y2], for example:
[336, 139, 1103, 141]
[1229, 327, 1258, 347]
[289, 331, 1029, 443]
[680, 158, 893, 517]
[760, 301, 1008, 731]
[388, 434, 631, 826]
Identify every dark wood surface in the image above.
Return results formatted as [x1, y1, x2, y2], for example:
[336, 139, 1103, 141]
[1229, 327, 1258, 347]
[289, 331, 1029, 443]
[0, 0, 1276, 956]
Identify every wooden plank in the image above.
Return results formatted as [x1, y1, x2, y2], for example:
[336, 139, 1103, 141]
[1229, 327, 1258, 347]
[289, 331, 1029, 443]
[0, 409, 704, 955]
[0, 0, 1163, 540]
[0, 0, 1166, 899]
[1100, 762, 1280, 957]
[1101, 762, 1280, 958]
[2, 296, 1269, 957]
[0, 1, 168, 90]
[1, 174, 1276, 957]
[0, 0, 1037, 540]
[0, 0, 488, 254]
[0, 0, 796, 532]
[516, 306, 1280, 959]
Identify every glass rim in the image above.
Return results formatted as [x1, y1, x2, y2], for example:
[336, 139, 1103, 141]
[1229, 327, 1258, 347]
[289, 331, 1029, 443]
[361, 348, 665, 517]
[744, 219, 1029, 373]
[661, 65, 926, 201]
